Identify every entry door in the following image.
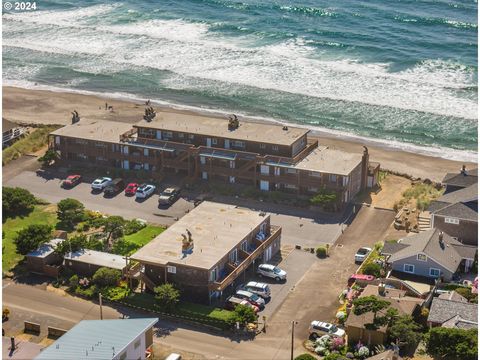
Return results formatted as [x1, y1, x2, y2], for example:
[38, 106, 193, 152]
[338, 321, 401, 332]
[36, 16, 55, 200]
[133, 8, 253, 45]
[156, 130, 162, 140]
[260, 180, 269, 191]
[206, 138, 212, 147]
[224, 139, 230, 149]
[202, 171, 208, 180]
[123, 160, 130, 170]
[263, 245, 273, 262]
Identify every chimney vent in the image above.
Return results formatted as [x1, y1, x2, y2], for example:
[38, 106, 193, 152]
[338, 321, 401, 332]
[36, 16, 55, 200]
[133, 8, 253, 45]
[461, 164, 467, 175]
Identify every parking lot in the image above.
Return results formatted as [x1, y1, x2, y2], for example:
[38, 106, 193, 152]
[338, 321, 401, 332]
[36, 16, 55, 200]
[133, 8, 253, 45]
[5, 169, 348, 320]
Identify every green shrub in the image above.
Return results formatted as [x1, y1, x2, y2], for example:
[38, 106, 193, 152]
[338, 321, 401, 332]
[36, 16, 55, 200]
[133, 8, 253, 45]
[294, 354, 316, 360]
[68, 275, 79, 290]
[92, 267, 121, 288]
[75, 284, 98, 298]
[57, 198, 85, 229]
[102, 284, 130, 301]
[226, 304, 257, 327]
[13, 224, 52, 255]
[111, 239, 140, 256]
[124, 220, 146, 235]
[425, 327, 478, 360]
[2, 187, 36, 219]
[154, 283, 180, 312]
[361, 262, 382, 278]
[316, 246, 327, 258]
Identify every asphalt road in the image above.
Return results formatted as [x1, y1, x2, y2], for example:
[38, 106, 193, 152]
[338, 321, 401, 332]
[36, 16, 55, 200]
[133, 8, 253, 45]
[4, 171, 195, 226]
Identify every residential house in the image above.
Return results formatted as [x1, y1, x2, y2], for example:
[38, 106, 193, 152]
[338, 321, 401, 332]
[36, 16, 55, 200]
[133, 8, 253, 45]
[345, 284, 423, 346]
[382, 229, 477, 282]
[428, 183, 478, 246]
[442, 165, 478, 194]
[35, 318, 157, 360]
[130, 201, 281, 304]
[49, 113, 379, 210]
[26, 238, 64, 277]
[427, 293, 477, 329]
[64, 249, 127, 277]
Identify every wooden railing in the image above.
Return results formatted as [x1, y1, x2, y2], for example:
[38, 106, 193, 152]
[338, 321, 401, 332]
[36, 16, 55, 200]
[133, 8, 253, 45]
[210, 226, 281, 292]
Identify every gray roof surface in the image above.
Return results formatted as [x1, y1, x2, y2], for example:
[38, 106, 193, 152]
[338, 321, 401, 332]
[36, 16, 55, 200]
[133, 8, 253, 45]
[64, 249, 126, 270]
[135, 113, 309, 146]
[438, 291, 468, 302]
[294, 146, 363, 176]
[35, 318, 157, 360]
[437, 184, 478, 204]
[428, 298, 478, 325]
[442, 169, 478, 188]
[388, 229, 476, 273]
[433, 202, 478, 221]
[381, 242, 409, 256]
[51, 120, 133, 144]
[131, 201, 269, 270]
[27, 239, 64, 258]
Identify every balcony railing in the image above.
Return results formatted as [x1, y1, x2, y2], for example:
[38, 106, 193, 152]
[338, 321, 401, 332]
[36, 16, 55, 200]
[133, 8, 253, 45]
[210, 226, 281, 292]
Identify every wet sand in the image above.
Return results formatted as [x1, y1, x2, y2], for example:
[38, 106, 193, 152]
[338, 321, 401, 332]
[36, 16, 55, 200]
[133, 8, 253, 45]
[3, 86, 476, 182]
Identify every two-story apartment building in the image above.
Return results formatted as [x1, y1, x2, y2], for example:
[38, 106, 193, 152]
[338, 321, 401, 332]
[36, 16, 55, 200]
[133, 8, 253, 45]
[50, 112, 376, 209]
[130, 201, 281, 304]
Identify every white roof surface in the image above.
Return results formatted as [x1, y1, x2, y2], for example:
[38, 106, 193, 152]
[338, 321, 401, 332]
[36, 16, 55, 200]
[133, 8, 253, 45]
[64, 249, 126, 270]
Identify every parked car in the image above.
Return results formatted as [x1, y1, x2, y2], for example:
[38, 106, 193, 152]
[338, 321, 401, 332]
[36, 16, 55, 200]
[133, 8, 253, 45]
[309, 321, 345, 338]
[62, 174, 81, 188]
[135, 184, 156, 199]
[104, 178, 125, 197]
[158, 187, 181, 206]
[235, 290, 265, 309]
[165, 354, 182, 360]
[91, 177, 112, 191]
[257, 264, 287, 282]
[354, 247, 372, 263]
[125, 182, 139, 196]
[241, 281, 271, 299]
[225, 296, 260, 313]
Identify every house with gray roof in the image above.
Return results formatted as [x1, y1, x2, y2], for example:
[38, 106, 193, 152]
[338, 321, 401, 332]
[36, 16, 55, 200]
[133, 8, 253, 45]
[382, 229, 477, 282]
[428, 171, 478, 245]
[442, 166, 478, 194]
[427, 297, 477, 329]
[35, 318, 157, 360]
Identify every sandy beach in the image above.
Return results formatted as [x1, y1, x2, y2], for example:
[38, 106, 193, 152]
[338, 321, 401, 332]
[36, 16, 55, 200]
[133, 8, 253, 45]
[2, 86, 476, 182]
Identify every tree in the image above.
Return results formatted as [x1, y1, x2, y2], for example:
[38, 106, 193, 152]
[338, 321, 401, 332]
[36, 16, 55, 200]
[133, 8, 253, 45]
[154, 283, 180, 312]
[57, 198, 85, 229]
[362, 262, 382, 278]
[2, 187, 36, 219]
[425, 327, 477, 360]
[310, 188, 337, 206]
[227, 304, 257, 327]
[352, 295, 398, 330]
[294, 354, 316, 360]
[38, 149, 59, 166]
[54, 234, 87, 256]
[103, 216, 126, 247]
[14, 224, 52, 255]
[388, 315, 422, 349]
[455, 287, 477, 303]
[92, 267, 121, 288]
[111, 238, 140, 256]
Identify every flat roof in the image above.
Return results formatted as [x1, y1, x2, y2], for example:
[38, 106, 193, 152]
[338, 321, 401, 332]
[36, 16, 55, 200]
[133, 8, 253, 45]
[51, 120, 133, 144]
[35, 318, 157, 360]
[27, 238, 64, 258]
[134, 113, 309, 146]
[294, 146, 363, 176]
[131, 201, 269, 270]
[64, 249, 126, 270]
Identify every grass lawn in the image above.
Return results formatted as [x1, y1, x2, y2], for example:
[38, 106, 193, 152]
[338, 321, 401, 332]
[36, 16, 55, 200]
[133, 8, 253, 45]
[2, 205, 58, 272]
[124, 225, 165, 247]
[2, 125, 61, 165]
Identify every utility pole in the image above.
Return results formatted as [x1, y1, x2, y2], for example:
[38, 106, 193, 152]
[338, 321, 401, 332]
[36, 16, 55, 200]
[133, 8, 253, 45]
[99, 293, 103, 320]
[290, 320, 295, 360]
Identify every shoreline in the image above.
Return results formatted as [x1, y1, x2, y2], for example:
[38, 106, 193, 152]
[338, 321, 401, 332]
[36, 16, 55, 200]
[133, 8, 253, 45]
[2, 86, 477, 182]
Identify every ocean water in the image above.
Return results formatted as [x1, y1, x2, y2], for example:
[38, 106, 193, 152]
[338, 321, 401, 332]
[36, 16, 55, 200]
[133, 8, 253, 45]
[2, 0, 478, 161]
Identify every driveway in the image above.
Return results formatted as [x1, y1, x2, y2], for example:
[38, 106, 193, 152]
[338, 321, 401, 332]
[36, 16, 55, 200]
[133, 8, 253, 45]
[4, 170, 195, 226]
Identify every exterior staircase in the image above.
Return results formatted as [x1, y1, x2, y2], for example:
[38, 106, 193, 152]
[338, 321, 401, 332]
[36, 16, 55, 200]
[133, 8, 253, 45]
[418, 211, 431, 232]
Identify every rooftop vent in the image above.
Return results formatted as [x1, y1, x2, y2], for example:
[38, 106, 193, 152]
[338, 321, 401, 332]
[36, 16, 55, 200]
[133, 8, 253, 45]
[461, 164, 467, 176]
[71, 110, 80, 124]
[228, 114, 239, 130]
[439, 231, 445, 249]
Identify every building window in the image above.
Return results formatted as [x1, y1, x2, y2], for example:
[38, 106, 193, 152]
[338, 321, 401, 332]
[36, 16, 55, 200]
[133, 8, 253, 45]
[119, 352, 127, 360]
[260, 143, 266, 149]
[144, 148, 149, 156]
[286, 168, 297, 174]
[233, 141, 245, 148]
[329, 174, 337, 183]
[178, 133, 184, 138]
[285, 184, 298, 190]
[229, 249, 238, 264]
[417, 254, 427, 262]
[200, 156, 206, 165]
[445, 217, 459, 225]
[134, 339, 141, 349]
[229, 160, 235, 169]
[309, 172, 321, 177]
[272, 145, 279, 151]
[189, 134, 195, 139]
[429, 268, 441, 277]
[167, 266, 176, 274]
[342, 176, 349, 186]
[163, 131, 173, 139]
[274, 167, 280, 176]
[260, 165, 270, 175]
[308, 187, 318, 193]
[210, 267, 218, 282]
[241, 241, 248, 252]
[403, 264, 415, 273]
[212, 138, 218, 145]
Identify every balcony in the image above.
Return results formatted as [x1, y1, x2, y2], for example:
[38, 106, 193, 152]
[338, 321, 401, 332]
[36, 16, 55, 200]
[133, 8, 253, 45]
[210, 225, 281, 292]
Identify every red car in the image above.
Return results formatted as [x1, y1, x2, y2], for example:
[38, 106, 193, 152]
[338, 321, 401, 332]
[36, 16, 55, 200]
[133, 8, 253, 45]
[62, 175, 81, 188]
[125, 182, 139, 196]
